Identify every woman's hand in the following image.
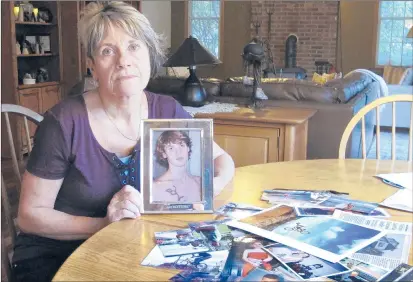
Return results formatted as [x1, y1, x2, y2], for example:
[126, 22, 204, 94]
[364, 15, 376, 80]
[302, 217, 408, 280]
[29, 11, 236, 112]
[106, 185, 143, 224]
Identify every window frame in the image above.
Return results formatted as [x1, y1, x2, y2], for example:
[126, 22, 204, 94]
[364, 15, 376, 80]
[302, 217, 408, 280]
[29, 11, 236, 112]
[375, 0, 413, 67]
[186, 0, 224, 61]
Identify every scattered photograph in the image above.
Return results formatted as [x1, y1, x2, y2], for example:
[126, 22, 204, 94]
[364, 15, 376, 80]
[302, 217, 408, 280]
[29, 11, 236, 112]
[261, 190, 330, 206]
[340, 258, 388, 280]
[352, 233, 412, 271]
[240, 267, 299, 282]
[220, 236, 294, 281]
[188, 220, 234, 251]
[327, 269, 372, 282]
[169, 270, 221, 282]
[367, 208, 390, 218]
[215, 202, 264, 220]
[141, 246, 228, 277]
[319, 195, 378, 215]
[378, 263, 413, 281]
[228, 205, 386, 262]
[396, 267, 413, 282]
[264, 243, 349, 279]
[155, 228, 210, 257]
[295, 207, 335, 216]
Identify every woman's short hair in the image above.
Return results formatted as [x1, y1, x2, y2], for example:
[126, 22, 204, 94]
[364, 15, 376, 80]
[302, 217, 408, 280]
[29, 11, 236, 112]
[155, 131, 192, 168]
[78, 1, 165, 78]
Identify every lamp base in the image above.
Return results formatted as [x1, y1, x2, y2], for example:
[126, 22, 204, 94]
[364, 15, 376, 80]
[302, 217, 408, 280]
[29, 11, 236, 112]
[182, 67, 207, 107]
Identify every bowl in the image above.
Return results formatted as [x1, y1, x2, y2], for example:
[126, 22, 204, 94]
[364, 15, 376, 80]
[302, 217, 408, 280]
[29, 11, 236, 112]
[23, 78, 36, 85]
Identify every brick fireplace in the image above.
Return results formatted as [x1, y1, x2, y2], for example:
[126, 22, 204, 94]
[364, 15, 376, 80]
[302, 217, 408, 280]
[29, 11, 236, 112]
[251, 1, 339, 74]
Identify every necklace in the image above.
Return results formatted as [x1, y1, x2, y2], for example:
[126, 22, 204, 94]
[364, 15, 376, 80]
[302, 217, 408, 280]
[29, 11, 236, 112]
[99, 94, 142, 142]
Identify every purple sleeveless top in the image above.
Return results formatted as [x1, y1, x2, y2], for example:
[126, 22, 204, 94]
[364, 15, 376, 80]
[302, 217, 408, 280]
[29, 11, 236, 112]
[13, 91, 192, 262]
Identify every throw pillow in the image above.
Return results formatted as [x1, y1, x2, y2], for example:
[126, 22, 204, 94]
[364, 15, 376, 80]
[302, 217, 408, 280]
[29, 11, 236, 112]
[383, 65, 409, 84]
[312, 72, 336, 85]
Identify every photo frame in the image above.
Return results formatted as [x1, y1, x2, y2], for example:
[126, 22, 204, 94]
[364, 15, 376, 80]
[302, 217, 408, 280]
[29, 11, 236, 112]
[38, 35, 51, 53]
[141, 119, 214, 214]
[25, 35, 37, 53]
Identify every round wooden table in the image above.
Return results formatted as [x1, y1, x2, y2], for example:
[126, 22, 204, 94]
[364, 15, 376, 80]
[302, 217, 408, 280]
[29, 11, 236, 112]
[53, 159, 413, 281]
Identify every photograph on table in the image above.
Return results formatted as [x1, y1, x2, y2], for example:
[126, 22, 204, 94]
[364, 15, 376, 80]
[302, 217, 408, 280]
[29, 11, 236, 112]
[141, 245, 228, 277]
[227, 205, 387, 262]
[261, 190, 331, 206]
[214, 202, 264, 220]
[351, 233, 412, 271]
[240, 267, 299, 282]
[319, 195, 378, 215]
[154, 228, 210, 257]
[220, 235, 300, 281]
[326, 268, 378, 282]
[141, 119, 213, 213]
[188, 220, 234, 252]
[377, 263, 413, 282]
[264, 242, 349, 280]
[295, 206, 336, 216]
[169, 270, 221, 282]
[339, 258, 388, 280]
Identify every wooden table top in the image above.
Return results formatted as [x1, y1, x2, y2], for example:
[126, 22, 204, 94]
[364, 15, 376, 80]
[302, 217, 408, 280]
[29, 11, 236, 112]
[53, 159, 413, 281]
[195, 106, 317, 125]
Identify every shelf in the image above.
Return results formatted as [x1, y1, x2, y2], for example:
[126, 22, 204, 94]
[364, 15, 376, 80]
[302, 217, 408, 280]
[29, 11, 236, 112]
[15, 21, 56, 26]
[17, 54, 57, 58]
[18, 81, 59, 89]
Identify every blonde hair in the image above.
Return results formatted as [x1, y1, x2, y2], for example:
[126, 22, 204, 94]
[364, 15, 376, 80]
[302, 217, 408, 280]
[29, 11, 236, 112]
[78, 1, 165, 77]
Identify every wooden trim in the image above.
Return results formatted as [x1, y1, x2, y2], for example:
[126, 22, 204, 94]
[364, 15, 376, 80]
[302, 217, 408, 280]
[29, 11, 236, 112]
[17, 54, 57, 57]
[219, 0, 224, 62]
[372, 0, 380, 68]
[184, 1, 189, 37]
[15, 21, 55, 26]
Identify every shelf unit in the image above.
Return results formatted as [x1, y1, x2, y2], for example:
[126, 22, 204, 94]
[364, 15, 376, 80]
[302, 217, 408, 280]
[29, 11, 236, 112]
[1, 1, 63, 156]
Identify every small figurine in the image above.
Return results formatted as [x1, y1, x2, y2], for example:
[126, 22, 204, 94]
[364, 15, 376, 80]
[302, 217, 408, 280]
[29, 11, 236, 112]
[16, 42, 21, 55]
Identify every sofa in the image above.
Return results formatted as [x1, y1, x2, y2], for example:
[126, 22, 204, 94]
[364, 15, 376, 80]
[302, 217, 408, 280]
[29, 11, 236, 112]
[145, 72, 382, 160]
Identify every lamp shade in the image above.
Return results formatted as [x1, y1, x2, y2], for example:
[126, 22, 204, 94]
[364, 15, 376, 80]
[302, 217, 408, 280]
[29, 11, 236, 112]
[163, 35, 221, 67]
[408, 26, 413, 38]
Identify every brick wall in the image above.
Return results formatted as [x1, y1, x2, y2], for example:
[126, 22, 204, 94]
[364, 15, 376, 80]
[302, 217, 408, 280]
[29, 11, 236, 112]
[251, 1, 339, 74]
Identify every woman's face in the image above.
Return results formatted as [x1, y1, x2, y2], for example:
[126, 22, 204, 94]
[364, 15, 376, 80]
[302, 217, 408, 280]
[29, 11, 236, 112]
[162, 141, 190, 168]
[89, 24, 151, 98]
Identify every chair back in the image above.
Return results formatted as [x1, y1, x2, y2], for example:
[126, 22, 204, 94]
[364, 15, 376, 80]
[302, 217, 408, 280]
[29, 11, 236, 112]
[338, 95, 413, 160]
[1, 104, 43, 281]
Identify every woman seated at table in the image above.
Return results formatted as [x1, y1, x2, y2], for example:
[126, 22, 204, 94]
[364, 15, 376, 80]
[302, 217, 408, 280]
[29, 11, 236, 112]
[12, 2, 235, 281]
[152, 130, 201, 202]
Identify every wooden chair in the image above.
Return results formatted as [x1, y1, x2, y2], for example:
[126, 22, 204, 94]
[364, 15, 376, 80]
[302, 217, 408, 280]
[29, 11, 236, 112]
[1, 104, 43, 282]
[339, 95, 413, 160]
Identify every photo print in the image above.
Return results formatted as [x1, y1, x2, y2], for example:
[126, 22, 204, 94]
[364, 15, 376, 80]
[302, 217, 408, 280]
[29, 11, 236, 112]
[141, 119, 213, 213]
[264, 242, 349, 279]
[227, 205, 386, 262]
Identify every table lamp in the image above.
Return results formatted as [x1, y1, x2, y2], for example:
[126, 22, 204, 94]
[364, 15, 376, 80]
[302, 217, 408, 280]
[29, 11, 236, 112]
[163, 35, 221, 107]
[407, 26, 413, 38]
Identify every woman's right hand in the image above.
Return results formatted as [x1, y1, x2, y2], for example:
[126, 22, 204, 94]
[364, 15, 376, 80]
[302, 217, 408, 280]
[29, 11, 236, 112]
[105, 185, 143, 224]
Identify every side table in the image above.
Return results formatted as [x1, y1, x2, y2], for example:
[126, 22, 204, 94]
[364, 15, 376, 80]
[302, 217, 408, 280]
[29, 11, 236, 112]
[194, 106, 317, 167]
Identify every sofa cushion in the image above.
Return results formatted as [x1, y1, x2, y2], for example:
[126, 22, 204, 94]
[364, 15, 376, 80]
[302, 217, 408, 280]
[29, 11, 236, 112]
[383, 65, 410, 84]
[325, 72, 373, 103]
[400, 68, 413, 85]
[221, 78, 340, 103]
[145, 76, 221, 97]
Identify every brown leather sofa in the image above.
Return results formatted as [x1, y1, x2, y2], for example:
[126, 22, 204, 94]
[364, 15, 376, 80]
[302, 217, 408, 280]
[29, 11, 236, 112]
[146, 72, 380, 160]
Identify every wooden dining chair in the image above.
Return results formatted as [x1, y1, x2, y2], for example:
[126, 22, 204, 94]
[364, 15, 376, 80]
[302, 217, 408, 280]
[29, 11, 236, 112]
[1, 104, 43, 281]
[339, 95, 413, 161]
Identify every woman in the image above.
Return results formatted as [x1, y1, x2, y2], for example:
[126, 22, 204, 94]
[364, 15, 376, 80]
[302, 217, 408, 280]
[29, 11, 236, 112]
[152, 130, 201, 202]
[12, 2, 235, 281]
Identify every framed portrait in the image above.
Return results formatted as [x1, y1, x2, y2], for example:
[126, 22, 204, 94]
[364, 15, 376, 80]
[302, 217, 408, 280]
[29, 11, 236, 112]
[38, 35, 51, 53]
[141, 119, 214, 214]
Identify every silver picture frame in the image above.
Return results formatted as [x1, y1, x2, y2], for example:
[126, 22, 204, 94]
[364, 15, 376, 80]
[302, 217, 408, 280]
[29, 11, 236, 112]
[141, 119, 214, 214]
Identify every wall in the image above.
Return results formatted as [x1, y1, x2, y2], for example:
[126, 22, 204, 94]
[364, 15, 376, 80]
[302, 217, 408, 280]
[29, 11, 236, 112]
[251, 1, 339, 74]
[141, 1, 171, 49]
[338, 1, 378, 75]
[170, 1, 251, 79]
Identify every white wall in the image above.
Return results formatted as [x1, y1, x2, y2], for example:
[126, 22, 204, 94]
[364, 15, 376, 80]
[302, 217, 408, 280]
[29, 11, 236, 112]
[140, 0, 171, 49]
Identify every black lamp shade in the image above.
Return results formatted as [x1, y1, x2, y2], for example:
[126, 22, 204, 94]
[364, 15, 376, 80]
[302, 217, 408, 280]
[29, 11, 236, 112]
[163, 36, 221, 67]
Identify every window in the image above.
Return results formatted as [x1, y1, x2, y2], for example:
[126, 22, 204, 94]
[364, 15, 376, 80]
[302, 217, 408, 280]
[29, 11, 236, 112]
[376, 1, 413, 66]
[188, 0, 221, 58]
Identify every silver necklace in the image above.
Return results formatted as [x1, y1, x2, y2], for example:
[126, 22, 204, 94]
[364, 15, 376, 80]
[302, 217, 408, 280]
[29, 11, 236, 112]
[99, 94, 141, 142]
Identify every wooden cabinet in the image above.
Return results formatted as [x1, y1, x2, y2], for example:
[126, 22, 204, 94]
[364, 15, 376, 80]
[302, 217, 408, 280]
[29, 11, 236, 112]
[1, 1, 63, 156]
[196, 107, 317, 167]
